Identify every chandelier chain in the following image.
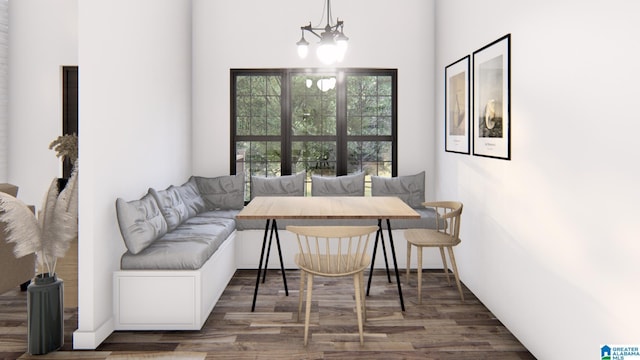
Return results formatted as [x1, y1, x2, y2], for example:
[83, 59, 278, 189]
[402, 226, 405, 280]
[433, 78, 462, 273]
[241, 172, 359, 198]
[314, 0, 334, 29]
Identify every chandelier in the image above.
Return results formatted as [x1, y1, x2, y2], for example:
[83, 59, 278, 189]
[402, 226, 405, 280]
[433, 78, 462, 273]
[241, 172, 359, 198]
[296, 0, 349, 65]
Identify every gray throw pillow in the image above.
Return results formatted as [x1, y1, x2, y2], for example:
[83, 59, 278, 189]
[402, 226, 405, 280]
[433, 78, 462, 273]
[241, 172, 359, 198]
[194, 173, 245, 210]
[173, 177, 206, 217]
[251, 171, 305, 199]
[371, 171, 425, 208]
[311, 172, 365, 197]
[115, 192, 168, 255]
[149, 186, 189, 231]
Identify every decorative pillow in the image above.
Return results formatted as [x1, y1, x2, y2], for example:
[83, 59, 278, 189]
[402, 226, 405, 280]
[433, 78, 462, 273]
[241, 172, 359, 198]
[371, 171, 425, 208]
[149, 186, 189, 231]
[115, 192, 168, 255]
[194, 173, 245, 210]
[311, 172, 365, 197]
[173, 177, 206, 217]
[251, 171, 305, 199]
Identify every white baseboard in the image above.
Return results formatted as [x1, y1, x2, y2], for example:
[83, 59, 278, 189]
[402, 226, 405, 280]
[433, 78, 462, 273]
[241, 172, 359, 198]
[72, 316, 114, 350]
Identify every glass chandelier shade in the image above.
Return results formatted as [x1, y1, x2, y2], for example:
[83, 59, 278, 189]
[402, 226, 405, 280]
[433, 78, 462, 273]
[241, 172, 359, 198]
[296, 34, 310, 59]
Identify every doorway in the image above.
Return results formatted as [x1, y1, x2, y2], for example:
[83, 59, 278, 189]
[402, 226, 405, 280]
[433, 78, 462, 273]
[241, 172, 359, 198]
[62, 66, 78, 179]
[59, 65, 78, 310]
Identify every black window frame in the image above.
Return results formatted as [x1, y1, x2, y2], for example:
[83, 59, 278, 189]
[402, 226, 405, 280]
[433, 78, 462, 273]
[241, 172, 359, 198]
[230, 68, 398, 195]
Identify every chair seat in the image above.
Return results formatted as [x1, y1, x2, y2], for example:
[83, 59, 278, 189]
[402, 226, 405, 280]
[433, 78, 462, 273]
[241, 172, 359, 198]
[405, 228, 461, 247]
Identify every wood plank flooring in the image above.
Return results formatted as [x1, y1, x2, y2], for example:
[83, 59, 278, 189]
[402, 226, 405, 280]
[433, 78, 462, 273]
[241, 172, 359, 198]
[55, 236, 78, 309]
[0, 269, 535, 359]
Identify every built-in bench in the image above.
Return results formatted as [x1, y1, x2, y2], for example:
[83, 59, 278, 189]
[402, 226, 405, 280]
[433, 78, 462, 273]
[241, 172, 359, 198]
[113, 171, 434, 330]
[113, 175, 243, 330]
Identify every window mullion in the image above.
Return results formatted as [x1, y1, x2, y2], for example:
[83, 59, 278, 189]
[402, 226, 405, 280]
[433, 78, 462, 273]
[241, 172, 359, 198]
[336, 71, 348, 176]
[391, 71, 398, 177]
[230, 72, 238, 175]
[281, 70, 292, 175]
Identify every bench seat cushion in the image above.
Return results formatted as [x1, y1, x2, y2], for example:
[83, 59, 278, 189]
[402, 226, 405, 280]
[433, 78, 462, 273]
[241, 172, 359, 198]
[195, 209, 240, 221]
[377, 207, 440, 229]
[120, 216, 235, 270]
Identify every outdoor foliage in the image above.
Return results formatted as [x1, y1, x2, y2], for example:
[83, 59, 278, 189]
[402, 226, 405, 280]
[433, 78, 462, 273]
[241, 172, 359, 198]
[234, 71, 394, 200]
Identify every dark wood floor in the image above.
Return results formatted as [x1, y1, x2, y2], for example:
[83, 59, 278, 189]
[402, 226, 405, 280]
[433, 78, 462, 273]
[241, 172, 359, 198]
[0, 269, 535, 359]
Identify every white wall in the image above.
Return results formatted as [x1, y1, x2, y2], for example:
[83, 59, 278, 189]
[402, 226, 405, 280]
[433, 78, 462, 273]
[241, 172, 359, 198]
[73, 0, 192, 348]
[434, 1, 640, 359]
[7, 0, 191, 348]
[0, 0, 7, 181]
[192, 0, 435, 195]
[8, 0, 77, 204]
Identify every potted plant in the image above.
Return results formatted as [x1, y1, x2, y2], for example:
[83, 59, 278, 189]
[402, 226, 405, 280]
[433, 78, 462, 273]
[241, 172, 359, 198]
[0, 134, 78, 355]
[49, 133, 78, 191]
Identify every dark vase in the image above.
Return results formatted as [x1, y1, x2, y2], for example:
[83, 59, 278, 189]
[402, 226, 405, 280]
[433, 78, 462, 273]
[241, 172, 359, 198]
[27, 273, 64, 355]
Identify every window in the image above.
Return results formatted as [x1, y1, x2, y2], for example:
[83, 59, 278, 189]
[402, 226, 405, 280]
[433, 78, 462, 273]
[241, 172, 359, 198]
[231, 69, 397, 201]
[62, 66, 78, 180]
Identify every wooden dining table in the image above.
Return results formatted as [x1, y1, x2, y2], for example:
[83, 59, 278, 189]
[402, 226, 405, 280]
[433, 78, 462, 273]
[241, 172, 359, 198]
[236, 196, 420, 312]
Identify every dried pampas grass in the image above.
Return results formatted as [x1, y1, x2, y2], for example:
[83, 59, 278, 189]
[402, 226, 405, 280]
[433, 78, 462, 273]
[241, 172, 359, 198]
[0, 161, 78, 275]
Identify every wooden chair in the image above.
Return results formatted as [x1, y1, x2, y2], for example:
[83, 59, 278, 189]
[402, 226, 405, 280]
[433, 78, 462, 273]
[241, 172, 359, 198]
[405, 201, 464, 303]
[286, 225, 378, 346]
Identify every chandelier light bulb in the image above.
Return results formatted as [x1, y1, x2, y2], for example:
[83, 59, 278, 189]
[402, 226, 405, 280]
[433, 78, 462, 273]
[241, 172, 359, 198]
[317, 42, 338, 65]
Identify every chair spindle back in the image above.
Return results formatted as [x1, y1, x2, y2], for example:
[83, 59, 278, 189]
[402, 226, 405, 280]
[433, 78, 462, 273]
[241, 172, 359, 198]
[288, 225, 379, 276]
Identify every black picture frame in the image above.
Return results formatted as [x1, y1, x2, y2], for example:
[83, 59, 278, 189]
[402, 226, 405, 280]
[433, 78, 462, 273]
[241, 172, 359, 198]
[472, 34, 511, 160]
[445, 55, 470, 154]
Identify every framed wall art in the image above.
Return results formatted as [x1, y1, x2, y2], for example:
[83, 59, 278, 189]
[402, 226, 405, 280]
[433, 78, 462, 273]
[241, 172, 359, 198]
[473, 34, 511, 160]
[445, 55, 470, 154]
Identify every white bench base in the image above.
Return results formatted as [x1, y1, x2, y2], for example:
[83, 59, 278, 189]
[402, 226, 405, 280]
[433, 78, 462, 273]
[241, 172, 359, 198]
[113, 227, 447, 331]
[113, 231, 236, 330]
